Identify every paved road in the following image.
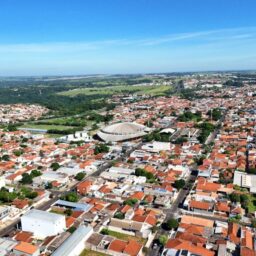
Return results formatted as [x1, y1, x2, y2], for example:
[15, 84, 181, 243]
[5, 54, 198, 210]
[205, 109, 227, 146]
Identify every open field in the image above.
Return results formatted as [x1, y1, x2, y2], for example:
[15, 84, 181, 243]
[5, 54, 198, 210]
[104, 229, 146, 244]
[58, 85, 171, 97]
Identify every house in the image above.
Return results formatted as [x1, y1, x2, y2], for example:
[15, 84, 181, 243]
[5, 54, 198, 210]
[189, 200, 214, 214]
[77, 180, 93, 195]
[108, 239, 143, 256]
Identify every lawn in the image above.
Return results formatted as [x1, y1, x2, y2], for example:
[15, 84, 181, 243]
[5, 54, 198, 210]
[80, 249, 110, 256]
[58, 85, 171, 97]
[103, 229, 146, 244]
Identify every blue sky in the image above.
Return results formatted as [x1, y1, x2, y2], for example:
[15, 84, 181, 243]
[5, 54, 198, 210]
[0, 0, 256, 75]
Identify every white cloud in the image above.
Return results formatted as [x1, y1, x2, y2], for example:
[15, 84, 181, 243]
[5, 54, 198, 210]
[0, 26, 256, 54]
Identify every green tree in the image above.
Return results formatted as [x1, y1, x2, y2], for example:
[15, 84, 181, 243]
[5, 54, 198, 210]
[75, 172, 86, 181]
[94, 144, 109, 154]
[124, 198, 138, 206]
[62, 192, 79, 202]
[64, 208, 73, 216]
[229, 193, 241, 203]
[100, 228, 110, 235]
[2, 154, 10, 161]
[158, 235, 168, 246]
[114, 212, 125, 219]
[51, 162, 60, 171]
[166, 218, 179, 230]
[173, 179, 185, 190]
[20, 173, 33, 184]
[31, 169, 42, 178]
[13, 150, 24, 157]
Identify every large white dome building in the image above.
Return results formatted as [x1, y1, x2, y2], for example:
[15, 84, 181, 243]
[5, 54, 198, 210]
[97, 122, 148, 142]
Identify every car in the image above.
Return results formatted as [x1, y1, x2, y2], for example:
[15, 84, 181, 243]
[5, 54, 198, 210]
[153, 243, 158, 249]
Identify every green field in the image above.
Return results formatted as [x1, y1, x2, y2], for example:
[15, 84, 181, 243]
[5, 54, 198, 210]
[58, 85, 171, 97]
[20, 123, 75, 131]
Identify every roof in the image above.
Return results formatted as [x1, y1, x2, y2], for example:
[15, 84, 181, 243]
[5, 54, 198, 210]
[54, 200, 93, 212]
[181, 215, 214, 227]
[108, 239, 142, 256]
[52, 225, 93, 256]
[22, 209, 65, 223]
[14, 231, 33, 243]
[165, 239, 214, 256]
[189, 200, 212, 210]
[97, 122, 147, 142]
[13, 241, 38, 254]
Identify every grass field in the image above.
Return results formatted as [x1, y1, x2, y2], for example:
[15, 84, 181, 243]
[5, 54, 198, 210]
[80, 249, 110, 256]
[58, 85, 171, 97]
[20, 123, 75, 131]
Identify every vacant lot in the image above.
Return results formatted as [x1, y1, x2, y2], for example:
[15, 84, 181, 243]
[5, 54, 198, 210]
[80, 249, 110, 256]
[103, 229, 146, 244]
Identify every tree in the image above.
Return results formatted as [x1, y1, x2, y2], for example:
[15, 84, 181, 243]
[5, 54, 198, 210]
[31, 169, 42, 178]
[158, 235, 168, 246]
[67, 226, 77, 233]
[173, 179, 185, 190]
[135, 168, 156, 183]
[247, 168, 256, 174]
[101, 228, 110, 235]
[45, 182, 53, 189]
[229, 193, 241, 203]
[13, 150, 24, 157]
[94, 143, 109, 155]
[0, 190, 18, 203]
[26, 191, 38, 199]
[75, 172, 86, 181]
[166, 218, 179, 230]
[251, 218, 256, 228]
[124, 198, 138, 206]
[2, 154, 10, 161]
[51, 162, 60, 171]
[64, 208, 73, 216]
[62, 192, 79, 202]
[114, 212, 125, 219]
[20, 173, 33, 184]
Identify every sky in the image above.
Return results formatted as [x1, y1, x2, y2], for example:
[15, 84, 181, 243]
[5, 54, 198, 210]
[0, 0, 256, 75]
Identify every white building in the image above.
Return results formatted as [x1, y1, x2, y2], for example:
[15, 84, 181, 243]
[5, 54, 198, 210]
[142, 141, 172, 153]
[52, 225, 93, 256]
[233, 171, 256, 193]
[21, 209, 66, 239]
[33, 171, 69, 186]
[58, 131, 92, 143]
